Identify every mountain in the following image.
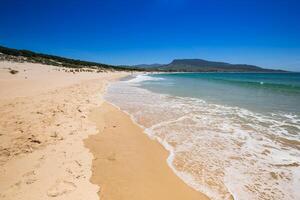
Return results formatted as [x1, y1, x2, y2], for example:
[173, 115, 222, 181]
[0, 45, 139, 71]
[153, 59, 285, 72]
[0, 45, 287, 72]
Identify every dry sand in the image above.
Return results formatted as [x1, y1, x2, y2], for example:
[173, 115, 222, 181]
[0, 61, 126, 200]
[0, 60, 209, 200]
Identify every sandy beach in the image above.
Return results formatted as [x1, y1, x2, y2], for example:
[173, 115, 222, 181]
[86, 102, 209, 200]
[0, 61, 209, 199]
[0, 61, 125, 199]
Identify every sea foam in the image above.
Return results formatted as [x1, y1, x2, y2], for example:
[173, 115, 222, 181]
[104, 75, 300, 200]
[126, 74, 165, 83]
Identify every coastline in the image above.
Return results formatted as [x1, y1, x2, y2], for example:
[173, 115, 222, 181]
[0, 61, 209, 200]
[104, 72, 300, 200]
[85, 101, 210, 200]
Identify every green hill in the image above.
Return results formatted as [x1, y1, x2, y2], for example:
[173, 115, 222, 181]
[0, 45, 139, 71]
[154, 59, 286, 72]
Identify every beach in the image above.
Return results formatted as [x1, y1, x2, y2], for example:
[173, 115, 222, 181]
[0, 61, 209, 200]
[86, 102, 209, 200]
[1, 0, 299, 199]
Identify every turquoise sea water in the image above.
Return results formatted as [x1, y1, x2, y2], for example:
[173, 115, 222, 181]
[105, 72, 300, 200]
[141, 73, 300, 115]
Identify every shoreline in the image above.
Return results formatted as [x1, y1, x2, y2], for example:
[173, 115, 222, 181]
[103, 72, 300, 200]
[107, 100, 215, 199]
[85, 100, 210, 200]
[0, 61, 209, 199]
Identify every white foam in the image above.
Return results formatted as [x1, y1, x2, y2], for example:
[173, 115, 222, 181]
[126, 74, 165, 83]
[104, 80, 300, 200]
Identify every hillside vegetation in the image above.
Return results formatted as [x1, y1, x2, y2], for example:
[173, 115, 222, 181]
[0, 45, 140, 71]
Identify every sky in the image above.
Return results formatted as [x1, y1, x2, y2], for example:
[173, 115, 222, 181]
[0, 0, 300, 71]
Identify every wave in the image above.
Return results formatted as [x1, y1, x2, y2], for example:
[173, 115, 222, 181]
[105, 80, 300, 200]
[211, 78, 300, 93]
[126, 74, 165, 83]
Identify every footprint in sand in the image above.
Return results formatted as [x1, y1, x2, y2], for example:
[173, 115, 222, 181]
[23, 170, 37, 185]
[47, 180, 76, 197]
[107, 152, 116, 161]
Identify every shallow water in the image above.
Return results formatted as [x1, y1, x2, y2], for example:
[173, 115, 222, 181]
[105, 73, 300, 200]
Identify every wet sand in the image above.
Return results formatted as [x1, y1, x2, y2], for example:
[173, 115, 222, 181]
[85, 102, 210, 200]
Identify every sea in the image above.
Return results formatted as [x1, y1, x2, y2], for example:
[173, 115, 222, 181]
[104, 72, 300, 200]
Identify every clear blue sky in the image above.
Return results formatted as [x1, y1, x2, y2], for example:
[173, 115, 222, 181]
[1, 0, 300, 71]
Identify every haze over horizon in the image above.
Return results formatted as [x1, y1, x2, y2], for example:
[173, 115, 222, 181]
[1, 0, 300, 71]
